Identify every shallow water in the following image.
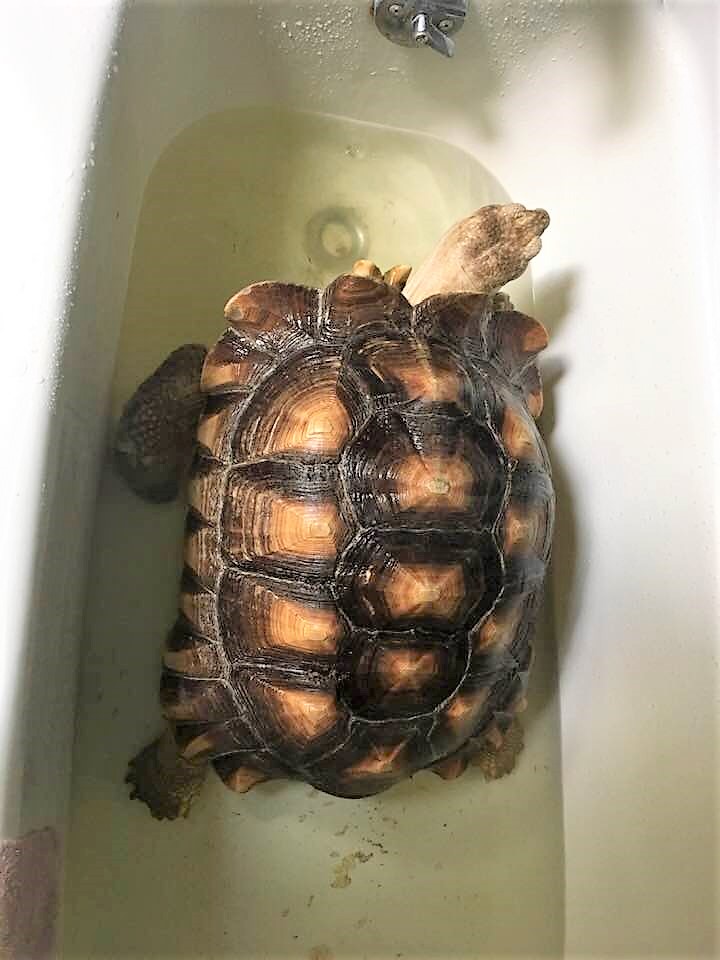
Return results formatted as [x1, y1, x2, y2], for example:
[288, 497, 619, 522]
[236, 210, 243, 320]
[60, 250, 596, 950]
[62, 107, 564, 959]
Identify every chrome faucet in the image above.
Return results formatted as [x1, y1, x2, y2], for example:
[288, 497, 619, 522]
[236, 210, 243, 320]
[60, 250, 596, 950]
[372, 0, 467, 58]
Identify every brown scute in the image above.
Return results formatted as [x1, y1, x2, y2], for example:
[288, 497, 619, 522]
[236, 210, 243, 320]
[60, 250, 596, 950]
[516, 363, 544, 418]
[176, 718, 258, 762]
[184, 515, 221, 586]
[220, 766, 270, 794]
[484, 309, 548, 417]
[224, 281, 318, 344]
[344, 740, 409, 779]
[438, 687, 491, 741]
[338, 630, 466, 721]
[340, 411, 507, 527]
[412, 293, 494, 350]
[238, 674, 351, 765]
[179, 567, 218, 640]
[196, 394, 239, 461]
[431, 754, 470, 780]
[471, 596, 526, 654]
[162, 635, 224, 678]
[501, 400, 546, 465]
[232, 351, 354, 458]
[200, 329, 274, 395]
[427, 676, 497, 760]
[160, 673, 238, 722]
[304, 722, 422, 797]
[384, 563, 466, 621]
[218, 572, 347, 661]
[485, 309, 549, 369]
[502, 499, 553, 561]
[214, 751, 289, 793]
[302, 718, 435, 798]
[247, 680, 342, 743]
[319, 274, 411, 340]
[222, 461, 348, 581]
[349, 328, 475, 412]
[335, 528, 502, 633]
[187, 455, 225, 520]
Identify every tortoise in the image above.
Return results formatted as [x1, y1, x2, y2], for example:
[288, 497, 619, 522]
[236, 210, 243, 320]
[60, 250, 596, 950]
[115, 203, 554, 819]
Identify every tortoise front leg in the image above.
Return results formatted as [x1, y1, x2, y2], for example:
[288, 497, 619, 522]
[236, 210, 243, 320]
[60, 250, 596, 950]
[114, 344, 207, 502]
[126, 726, 208, 820]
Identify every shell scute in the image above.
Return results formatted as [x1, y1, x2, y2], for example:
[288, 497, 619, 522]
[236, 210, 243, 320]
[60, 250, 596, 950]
[340, 410, 507, 528]
[218, 571, 347, 663]
[221, 460, 349, 581]
[338, 628, 468, 721]
[231, 349, 361, 460]
[335, 528, 503, 633]
[320, 274, 411, 341]
[347, 327, 476, 414]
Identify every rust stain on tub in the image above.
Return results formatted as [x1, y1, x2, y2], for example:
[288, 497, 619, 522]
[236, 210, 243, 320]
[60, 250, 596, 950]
[0, 827, 59, 960]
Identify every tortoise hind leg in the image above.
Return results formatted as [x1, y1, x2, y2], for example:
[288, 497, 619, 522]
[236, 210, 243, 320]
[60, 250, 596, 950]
[471, 717, 525, 781]
[431, 717, 525, 782]
[126, 726, 208, 820]
[114, 343, 207, 502]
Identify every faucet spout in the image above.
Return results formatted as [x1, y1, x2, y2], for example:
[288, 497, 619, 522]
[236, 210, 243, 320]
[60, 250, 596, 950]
[372, 1, 467, 58]
[411, 12, 456, 57]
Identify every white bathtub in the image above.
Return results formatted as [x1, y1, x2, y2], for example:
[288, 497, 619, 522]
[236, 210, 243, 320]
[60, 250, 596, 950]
[1, 1, 718, 957]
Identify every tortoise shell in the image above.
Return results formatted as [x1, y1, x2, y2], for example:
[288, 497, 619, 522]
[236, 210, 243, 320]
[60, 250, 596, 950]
[162, 274, 554, 799]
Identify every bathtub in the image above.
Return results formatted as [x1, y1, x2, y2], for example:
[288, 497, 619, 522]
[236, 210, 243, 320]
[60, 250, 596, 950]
[1, 1, 718, 957]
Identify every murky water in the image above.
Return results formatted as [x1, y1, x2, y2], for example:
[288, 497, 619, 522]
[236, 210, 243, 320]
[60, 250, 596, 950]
[62, 107, 564, 959]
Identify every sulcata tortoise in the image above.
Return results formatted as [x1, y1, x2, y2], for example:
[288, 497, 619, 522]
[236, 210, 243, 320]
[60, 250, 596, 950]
[115, 203, 554, 819]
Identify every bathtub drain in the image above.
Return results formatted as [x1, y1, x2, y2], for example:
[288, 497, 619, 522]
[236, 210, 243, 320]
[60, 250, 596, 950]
[305, 206, 368, 270]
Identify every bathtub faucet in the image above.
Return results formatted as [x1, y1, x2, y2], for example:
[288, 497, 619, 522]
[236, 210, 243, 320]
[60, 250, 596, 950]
[372, 0, 467, 58]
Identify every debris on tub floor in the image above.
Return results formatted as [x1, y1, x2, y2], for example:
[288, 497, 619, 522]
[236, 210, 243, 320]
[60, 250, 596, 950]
[309, 946, 333, 960]
[330, 850, 373, 889]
